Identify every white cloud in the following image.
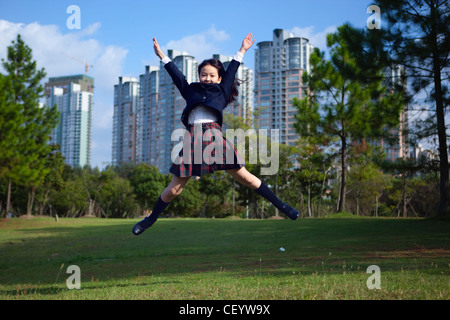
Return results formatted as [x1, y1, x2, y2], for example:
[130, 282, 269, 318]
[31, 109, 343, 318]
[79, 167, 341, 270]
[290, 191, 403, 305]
[93, 45, 128, 91]
[0, 19, 128, 168]
[290, 25, 337, 51]
[0, 19, 127, 90]
[164, 26, 231, 61]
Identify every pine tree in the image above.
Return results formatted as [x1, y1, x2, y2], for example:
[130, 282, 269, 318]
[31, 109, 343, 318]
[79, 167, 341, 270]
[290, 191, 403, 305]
[0, 34, 59, 216]
[294, 24, 406, 213]
[375, 0, 450, 217]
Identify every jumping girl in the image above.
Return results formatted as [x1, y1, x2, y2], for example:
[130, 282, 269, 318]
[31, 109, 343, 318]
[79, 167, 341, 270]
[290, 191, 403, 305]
[132, 33, 299, 235]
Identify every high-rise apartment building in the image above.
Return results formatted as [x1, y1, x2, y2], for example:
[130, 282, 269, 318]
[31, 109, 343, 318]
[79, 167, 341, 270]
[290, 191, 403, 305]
[136, 65, 159, 164]
[45, 75, 94, 167]
[213, 54, 254, 124]
[254, 29, 314, 146]
[371, 65, 410, 161]
[113, 51, 253, 174]
[112, 76, 140, 165]
[253, 29, 409, 162]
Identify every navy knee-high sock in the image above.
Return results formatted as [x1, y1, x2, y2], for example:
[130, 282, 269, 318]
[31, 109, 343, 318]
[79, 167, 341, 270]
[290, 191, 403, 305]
[254, 181, 284, 209]
[141, 196, 170, 228]
[254, 181, 298, 220]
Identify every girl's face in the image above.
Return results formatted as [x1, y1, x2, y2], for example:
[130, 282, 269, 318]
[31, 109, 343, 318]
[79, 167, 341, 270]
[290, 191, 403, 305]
[199, 65, 222, 84]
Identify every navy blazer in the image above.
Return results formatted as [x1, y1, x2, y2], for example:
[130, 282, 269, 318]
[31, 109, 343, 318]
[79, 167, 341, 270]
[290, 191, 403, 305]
[164, 59, 241, 127]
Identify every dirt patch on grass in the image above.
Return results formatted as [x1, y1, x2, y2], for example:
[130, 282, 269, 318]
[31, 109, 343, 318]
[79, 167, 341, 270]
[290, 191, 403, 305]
[368, 246, 450, 259]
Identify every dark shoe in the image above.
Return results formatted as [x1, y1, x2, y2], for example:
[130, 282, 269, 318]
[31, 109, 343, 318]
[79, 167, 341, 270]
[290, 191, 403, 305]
[132, 217, 154, 236]
[280, 204, 299, 220]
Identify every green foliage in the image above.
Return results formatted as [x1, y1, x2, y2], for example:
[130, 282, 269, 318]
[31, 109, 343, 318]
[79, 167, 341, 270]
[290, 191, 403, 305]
[0, 34, 59, 216]
[197, 171, 234, 218]
[43, 166, 139, 218]
[347, 161, 391, 216]
[294, 24, 406, 213]
[166, 177, 204, 217]
[293, 139, 333, 217]
[95, 169, 138, 218]
[0, 74, 19, 179]
[129, 163, 166, 210]
[374, 0, 450, 217]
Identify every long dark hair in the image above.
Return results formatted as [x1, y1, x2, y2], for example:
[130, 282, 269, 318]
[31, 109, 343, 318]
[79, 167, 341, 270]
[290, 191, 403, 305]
[198, 58, 240, 106]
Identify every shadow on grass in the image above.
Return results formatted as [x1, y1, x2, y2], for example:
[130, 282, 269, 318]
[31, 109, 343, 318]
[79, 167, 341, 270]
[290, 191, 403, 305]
[0, 279, 183, 297]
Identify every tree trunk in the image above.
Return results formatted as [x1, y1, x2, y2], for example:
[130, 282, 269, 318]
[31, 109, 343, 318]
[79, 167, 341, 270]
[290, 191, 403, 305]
[27, 187, 36, 216]
[40, 189, 50, 216]
[88, 198, 96, 216]
[431, 2, 449, 217]
[356, 195, 359, 216]
[5, 180, 12, 218]
[202, 195, 208, 217]
[402, 175, 407, 218]
[375, 194, 379, 217]
[275, 173, 279, 217]
[232, 180, 235, 217]
[338, 135, 347, 212]
[307, 177, 312, 217]
[261, 200, 265, 219]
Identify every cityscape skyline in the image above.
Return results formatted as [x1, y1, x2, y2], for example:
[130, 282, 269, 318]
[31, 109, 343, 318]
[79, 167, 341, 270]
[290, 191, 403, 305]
[0, 0, 376, 168]
[112, 28, 410, 173]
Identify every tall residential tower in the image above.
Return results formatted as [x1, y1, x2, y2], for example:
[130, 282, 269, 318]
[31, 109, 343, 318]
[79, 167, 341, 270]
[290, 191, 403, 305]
[254, 29, 314, 146]
[45, 75, 94, 167]
[112, 76, 140, 165]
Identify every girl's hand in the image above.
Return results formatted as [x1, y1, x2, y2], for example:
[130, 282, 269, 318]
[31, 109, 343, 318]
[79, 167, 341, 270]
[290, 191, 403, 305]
[239, 33, 255, 54]
[153, 38, 166, 60]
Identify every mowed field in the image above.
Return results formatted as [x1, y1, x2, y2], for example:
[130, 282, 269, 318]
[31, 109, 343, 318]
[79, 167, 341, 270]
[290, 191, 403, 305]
[0, 215, 449, 300]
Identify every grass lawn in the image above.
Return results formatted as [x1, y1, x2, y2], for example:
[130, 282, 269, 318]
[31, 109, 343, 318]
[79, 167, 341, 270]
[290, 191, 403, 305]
[0, 215, 449, 300]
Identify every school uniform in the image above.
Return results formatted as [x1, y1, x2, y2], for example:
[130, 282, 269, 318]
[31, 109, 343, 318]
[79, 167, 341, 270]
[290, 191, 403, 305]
[161, 54, 246, 177]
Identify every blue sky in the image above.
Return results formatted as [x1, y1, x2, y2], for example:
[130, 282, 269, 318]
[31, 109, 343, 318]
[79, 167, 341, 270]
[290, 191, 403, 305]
[0, 0, 374, 169]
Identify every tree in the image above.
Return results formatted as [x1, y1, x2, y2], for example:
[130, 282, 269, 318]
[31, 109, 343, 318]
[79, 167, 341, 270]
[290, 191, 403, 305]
[35, 146, 66, 216]
[50, 172, 89, 217]
[0, 74, 19, 216]
[0, 34, 59, 216]
[347, 161, 391, 216]
[129, 163, 166, 214]
[165, 175, 203, 218]
[198, 172, 232, 218]
[95, 169, 138, 218]
[294, 139, 332, 217]
[375, 0, 450, 216]
[294, 23, 406, 213]
[378, 157, 428, 217]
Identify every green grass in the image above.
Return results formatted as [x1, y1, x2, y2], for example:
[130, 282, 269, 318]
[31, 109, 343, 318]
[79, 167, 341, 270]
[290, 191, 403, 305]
[0, 215, 449, 300]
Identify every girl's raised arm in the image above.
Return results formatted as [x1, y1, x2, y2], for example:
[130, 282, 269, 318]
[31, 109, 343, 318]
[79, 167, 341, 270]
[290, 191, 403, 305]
[238, 33, 255, 55]
[153, 38, 166, 60]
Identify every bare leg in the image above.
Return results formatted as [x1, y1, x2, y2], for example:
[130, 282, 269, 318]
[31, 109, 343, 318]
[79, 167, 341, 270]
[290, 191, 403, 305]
[226, 167, 261, 189]
[161, 175, 191, 202]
